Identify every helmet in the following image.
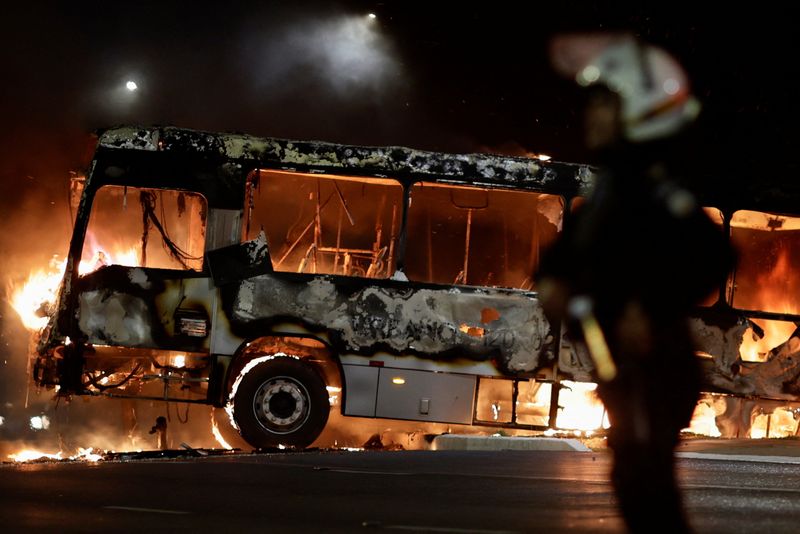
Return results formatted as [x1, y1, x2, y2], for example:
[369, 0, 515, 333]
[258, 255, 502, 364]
[549, 33, 701, 143]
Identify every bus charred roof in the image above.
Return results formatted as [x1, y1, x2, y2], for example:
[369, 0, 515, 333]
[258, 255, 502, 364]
[97, 125, 595, 194]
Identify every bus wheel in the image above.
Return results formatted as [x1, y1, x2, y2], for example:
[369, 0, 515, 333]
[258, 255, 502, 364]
[232, 357, 329, 449]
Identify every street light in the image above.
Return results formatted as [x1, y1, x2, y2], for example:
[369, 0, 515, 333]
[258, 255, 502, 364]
[125, 80, 138, 92]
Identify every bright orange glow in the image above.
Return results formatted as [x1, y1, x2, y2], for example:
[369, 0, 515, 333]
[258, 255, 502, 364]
[738, 247, 798, 362]
[10, 238, 139, 332]
[72, 447, 103, 462]
[740, 320, 797, 363]
[10, 256, 64, 331]
[684, 398, 722, 437]
[750, 407, 799, 439]
[556, 381, 610, 431]
[9, 447, 103, 463]
[79, 246, 140, 276]
[682, 395, 800, 439]
[458, 324, 485, 337]
[8, 449, 63, 462]
[211, 408, 233, 450]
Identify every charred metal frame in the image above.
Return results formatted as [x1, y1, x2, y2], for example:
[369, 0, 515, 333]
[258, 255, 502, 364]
[30, 126, 591, 431]
[471, 376, 560, 431]
[29, 125, 800, 434]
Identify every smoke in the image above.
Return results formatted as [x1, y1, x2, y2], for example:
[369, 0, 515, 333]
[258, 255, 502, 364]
[228, 8, 418, 144]
[243, 13, 403, 101]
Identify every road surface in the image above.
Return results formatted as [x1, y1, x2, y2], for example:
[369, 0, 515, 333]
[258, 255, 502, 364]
[2, 447, 800, 532]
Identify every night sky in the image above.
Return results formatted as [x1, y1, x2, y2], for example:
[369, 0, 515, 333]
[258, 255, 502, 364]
[1, 2, 799, 401]
[2, 3, 798, 204]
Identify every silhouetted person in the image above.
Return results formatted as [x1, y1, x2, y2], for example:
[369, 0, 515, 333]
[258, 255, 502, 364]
[538, 34, 734, 533]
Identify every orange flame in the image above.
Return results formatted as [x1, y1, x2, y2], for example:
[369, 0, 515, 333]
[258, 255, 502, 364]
[739, 319, 796, 363]
[10, 240, 139, 333]
[750, 407, 799, 439]
[210, 409, 233, 450]
[683, 397, 722, 437]
[555, 381, 610, 431]
[739, 248, 798, 362]
[8, 449, 63, 462]
[8, 447, 103, 463]
[10, 256, 65, 331]
[683, 395, 800, 439]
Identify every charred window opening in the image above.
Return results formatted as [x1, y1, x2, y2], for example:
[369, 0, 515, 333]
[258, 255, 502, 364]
[245, 170, 403, 278]
[475, 377, 552, 426]
[739, 318, 797, 362]
[405, 183, 563, 289]
[82, 186, 207, 273]
[730, 210, 800, 315]
[729, 209, 800, 361]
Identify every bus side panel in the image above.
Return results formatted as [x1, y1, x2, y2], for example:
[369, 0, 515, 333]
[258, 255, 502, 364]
[75, 266, 215, 352]
[341, 364, 379, 417]
[375, 368, 476, 424]
[222, 273, 555, 375]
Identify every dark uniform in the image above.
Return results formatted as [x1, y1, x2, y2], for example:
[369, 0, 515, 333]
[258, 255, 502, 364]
[538, 141, 733, 532]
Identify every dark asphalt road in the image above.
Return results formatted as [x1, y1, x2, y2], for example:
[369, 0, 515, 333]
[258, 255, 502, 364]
[2, 449, 800, 533]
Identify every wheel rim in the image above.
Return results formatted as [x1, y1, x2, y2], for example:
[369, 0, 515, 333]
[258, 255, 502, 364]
[252, 376, 311, 434]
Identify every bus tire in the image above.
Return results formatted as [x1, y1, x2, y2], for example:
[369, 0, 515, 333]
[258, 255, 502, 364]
[232, 357, 329, 449]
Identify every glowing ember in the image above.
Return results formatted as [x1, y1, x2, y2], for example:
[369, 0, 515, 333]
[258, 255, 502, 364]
[458, 324, 485, 337]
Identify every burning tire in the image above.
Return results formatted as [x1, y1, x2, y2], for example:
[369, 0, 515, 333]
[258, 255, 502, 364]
[211, 407, 250, 450]
[232, 357, 329, 449]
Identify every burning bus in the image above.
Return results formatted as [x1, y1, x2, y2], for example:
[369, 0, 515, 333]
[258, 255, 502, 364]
[22, 126, 800, 448]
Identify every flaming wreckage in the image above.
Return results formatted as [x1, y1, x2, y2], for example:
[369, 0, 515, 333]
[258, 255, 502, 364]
[29, 126, 800, 447]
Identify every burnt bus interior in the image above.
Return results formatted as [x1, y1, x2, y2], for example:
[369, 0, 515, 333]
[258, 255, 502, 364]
[37, 128, 800, 441]
[82, 186, 207, 273]
[245, 170, 563, 289]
